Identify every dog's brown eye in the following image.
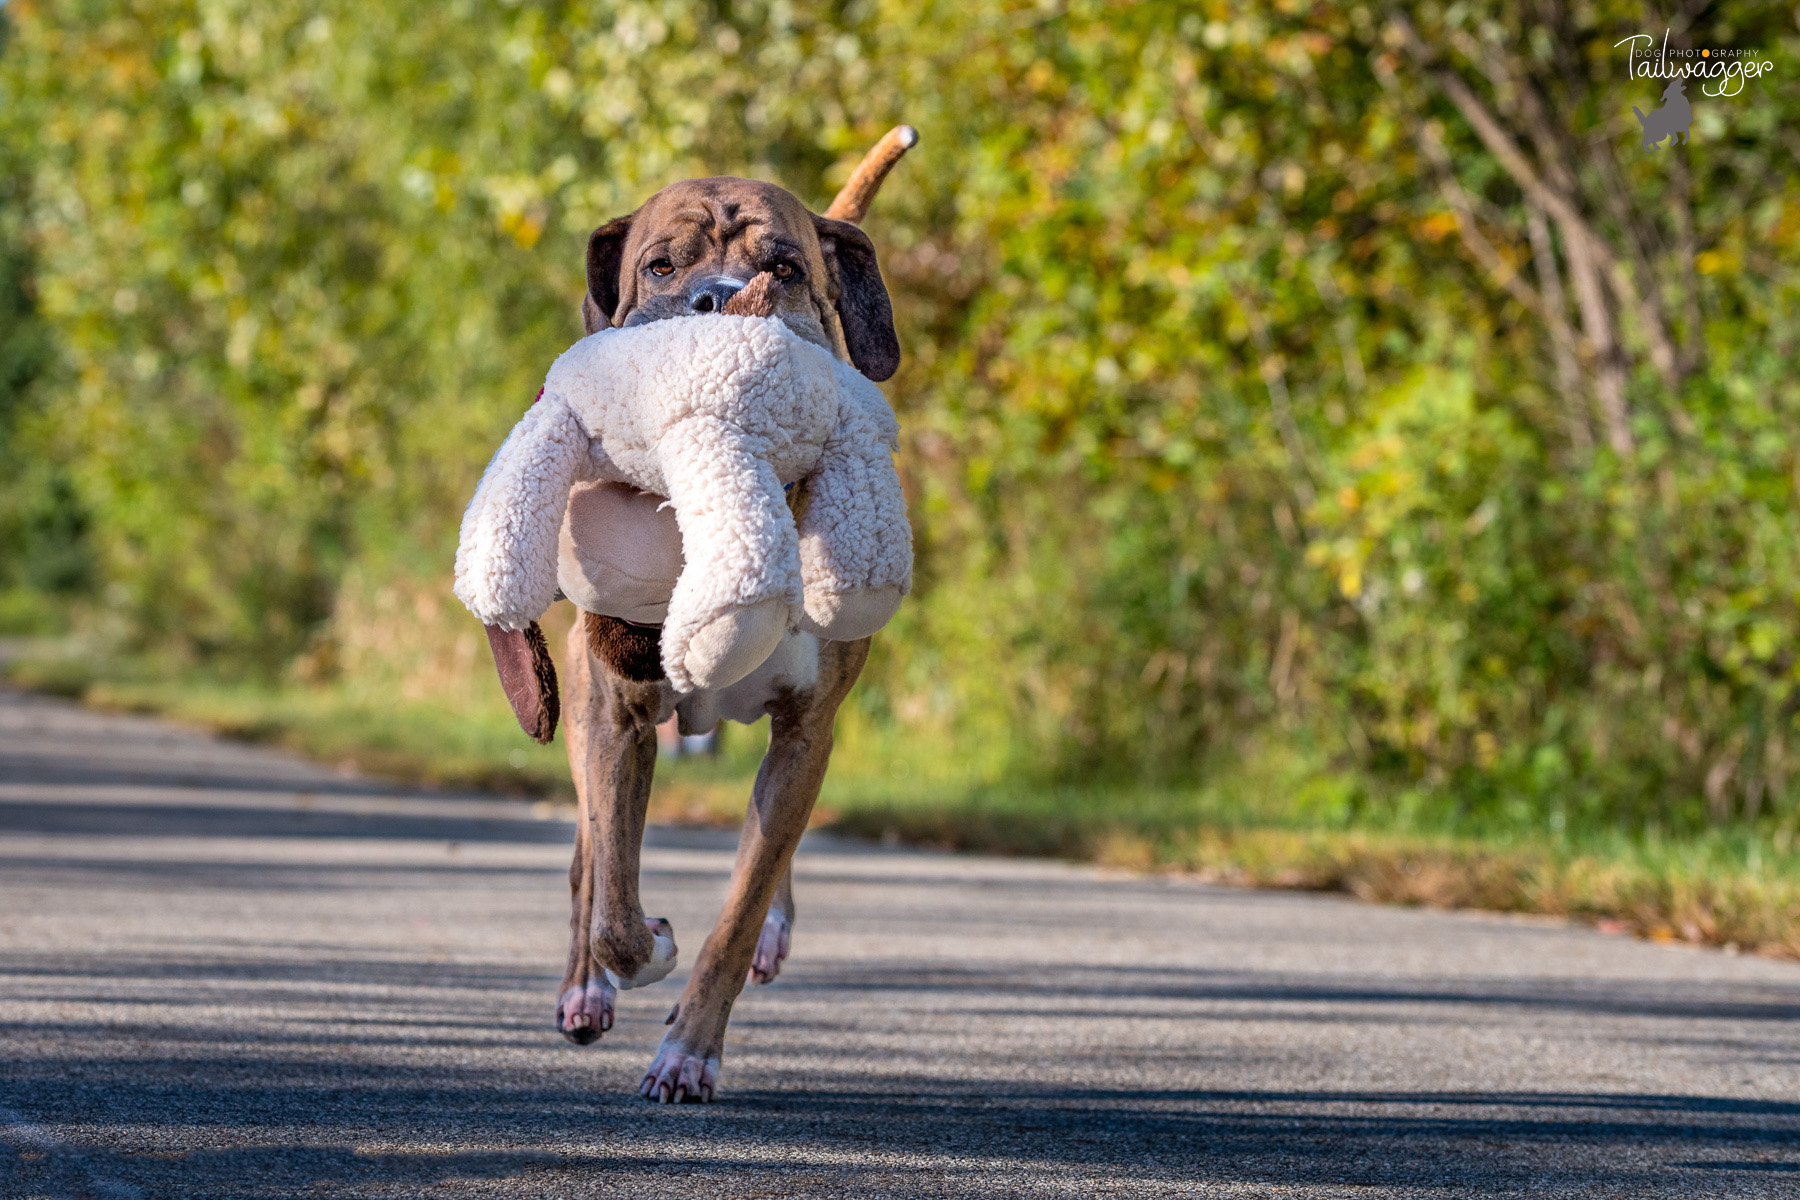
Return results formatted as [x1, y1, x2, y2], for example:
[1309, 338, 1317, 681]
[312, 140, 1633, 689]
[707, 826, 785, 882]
[649, 259, 674, 277]
[772, 261, 795, 281]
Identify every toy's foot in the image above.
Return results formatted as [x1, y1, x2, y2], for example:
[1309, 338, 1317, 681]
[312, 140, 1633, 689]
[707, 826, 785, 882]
[640, 1035, 721, 1103]
[799, 585, 904, 643]
[605, 917, 680, 991]
[676, 598, 790, 692]
[748, 912, 790, 986]
[556, 973, 615, 1045]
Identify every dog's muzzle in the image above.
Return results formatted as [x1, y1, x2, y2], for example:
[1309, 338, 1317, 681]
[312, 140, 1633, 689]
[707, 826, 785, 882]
[685, 275, 746, 314]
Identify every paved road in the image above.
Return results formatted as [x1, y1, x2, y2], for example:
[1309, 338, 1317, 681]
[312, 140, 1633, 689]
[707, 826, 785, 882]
[1, 687, 1798, 1199]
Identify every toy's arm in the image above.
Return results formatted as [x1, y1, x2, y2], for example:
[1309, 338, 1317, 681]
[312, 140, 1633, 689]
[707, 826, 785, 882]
[454, 390, 600, 631]
[795, 373, 912, 641]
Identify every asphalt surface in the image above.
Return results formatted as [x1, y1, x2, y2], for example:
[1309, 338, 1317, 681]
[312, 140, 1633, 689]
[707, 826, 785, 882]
[1, 687, 1798, 1199]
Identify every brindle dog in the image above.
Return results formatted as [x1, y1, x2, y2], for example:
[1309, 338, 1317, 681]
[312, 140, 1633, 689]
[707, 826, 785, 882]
[521, 131, 914, 1103]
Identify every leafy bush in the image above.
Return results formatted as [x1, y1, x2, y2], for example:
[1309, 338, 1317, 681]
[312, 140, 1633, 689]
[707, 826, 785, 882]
[4, 0, 1798, 836]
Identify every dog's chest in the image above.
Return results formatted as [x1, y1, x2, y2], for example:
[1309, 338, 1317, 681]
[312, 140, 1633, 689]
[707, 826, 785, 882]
[657, 629, 822, 731]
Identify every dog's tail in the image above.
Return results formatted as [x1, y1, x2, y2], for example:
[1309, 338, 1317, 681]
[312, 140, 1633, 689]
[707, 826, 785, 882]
[1632, 105, 1647, 127]
[824, 125, 918, 225]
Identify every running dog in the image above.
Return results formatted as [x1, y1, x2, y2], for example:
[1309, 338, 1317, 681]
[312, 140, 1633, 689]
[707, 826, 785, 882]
[541, 129, 914, 1103]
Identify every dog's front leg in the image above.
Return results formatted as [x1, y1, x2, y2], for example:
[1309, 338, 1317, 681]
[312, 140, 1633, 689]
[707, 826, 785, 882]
[641, 637, 870, 1102]
[556, 615, 670, 1043]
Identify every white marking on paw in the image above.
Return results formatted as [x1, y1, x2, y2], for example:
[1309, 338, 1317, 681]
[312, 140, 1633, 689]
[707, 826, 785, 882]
[606, 931, 678, 990]
[749, 912, 791, 986]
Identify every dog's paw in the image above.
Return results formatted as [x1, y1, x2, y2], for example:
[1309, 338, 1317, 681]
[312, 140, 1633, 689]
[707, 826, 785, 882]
[748, 912, 791, 986]
[556, 975, 615, 1045]
[640, 1035, 720, 1104]
[605, 916, 679, 991]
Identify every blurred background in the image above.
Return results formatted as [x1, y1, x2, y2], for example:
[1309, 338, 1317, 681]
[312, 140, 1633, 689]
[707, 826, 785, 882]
[2, 1, 1798, 946]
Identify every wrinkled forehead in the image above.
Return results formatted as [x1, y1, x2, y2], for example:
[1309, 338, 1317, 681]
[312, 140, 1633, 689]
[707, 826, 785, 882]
[628, 178, 819, 265]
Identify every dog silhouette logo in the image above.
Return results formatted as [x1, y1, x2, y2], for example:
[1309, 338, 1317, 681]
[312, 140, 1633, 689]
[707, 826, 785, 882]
[1633, 78, 1692, 149]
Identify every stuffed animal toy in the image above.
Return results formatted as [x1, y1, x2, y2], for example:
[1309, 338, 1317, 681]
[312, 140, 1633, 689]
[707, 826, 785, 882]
[453, 308, 912, 701]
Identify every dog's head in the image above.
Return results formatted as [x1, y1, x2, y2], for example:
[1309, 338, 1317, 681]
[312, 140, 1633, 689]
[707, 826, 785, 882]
[580, 177, 899, 382]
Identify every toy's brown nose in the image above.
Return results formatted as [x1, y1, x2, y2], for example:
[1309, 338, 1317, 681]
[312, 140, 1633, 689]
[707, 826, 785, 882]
[688, 277, 745, 314]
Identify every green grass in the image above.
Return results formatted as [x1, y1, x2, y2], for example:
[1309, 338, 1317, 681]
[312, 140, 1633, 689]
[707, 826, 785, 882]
[829, 786, 1800, 956]
[1, 639, 775, 820]
[8, 641, 1799, 960]
[10, 651, 579, 795]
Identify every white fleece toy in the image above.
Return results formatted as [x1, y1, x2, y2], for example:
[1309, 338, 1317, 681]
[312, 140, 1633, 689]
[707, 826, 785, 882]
[453, 314, 912, 694]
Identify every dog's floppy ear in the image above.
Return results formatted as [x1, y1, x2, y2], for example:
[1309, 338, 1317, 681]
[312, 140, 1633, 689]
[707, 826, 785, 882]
[812, 214, 899, 382]
[585, 214, 634, 330]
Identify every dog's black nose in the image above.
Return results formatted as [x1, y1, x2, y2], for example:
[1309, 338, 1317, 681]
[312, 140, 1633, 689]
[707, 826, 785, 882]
[687, 278, 745, 314]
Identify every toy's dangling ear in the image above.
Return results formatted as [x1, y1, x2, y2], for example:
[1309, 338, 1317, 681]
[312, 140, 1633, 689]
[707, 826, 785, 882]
[585, 214, 635, 331]
[722, 272, 779, 318]
[811, 215, 899, 382]
[485, 622, 560, 744]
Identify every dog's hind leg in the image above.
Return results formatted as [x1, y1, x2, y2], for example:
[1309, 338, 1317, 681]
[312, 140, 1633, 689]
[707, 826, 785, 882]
[641, 637, 871, 1102]
[555, 615, 674, 1043]
[749, 865, 794, 986]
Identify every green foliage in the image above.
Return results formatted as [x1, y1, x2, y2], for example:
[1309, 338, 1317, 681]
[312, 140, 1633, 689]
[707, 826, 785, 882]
[0, 7, 80, 630]
[3, 0, 1799, 837]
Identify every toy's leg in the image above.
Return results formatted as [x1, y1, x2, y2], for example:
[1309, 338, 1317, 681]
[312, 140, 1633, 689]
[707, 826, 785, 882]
[556, 614, 677, 1044]
[641, 638, 870, 1102]
[660, 431, 800, 693]
[795, 400, 910, 642]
